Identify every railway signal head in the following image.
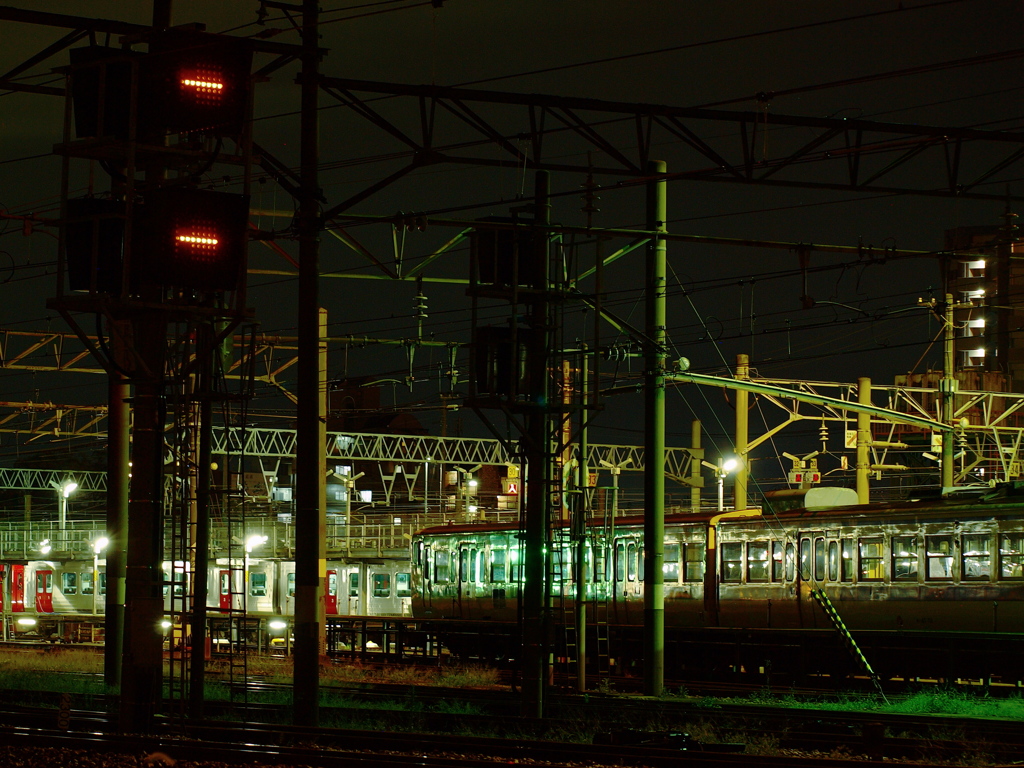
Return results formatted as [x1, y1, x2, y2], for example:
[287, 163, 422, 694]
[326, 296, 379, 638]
[146, 31, 253, 137]
[135, 187, 250, 292]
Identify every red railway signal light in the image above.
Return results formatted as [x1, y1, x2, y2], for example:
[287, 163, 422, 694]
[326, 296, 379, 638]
[145, 31, 252, 138]
[69, 32, 252, 141]
[134, 187, 250, 292]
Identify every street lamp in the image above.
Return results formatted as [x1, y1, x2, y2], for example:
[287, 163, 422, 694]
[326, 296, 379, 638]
[92, 536, 109, 616]
[51, 479, 78, 533]
[703, 457, 738, 511]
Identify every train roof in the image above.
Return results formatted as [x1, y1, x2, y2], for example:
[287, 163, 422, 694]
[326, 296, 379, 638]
[412, 482, 1024, 538]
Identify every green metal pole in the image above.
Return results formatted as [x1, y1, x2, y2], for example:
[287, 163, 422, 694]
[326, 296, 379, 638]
[643, 160, 667, 698]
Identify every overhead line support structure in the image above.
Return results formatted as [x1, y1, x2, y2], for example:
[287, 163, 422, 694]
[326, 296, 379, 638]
[316, 77, 1024, 205]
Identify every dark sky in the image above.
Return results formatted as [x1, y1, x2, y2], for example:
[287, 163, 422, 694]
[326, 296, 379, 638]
[1, 0, 1022, 485]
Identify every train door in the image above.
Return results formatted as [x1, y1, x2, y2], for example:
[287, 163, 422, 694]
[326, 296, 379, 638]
[457, 543, 472, 614]
[281, 565, 296, 616]
[11, 564, 24, 612]
[419, 543, 433, 611]
[218, 570, 232, 611]
[325, 569, 339, 615]
[35, 569, 53, 613]
[343, 566, 362, 615]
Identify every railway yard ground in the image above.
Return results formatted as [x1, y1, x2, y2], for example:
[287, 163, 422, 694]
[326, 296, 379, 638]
[1, 649, 1024, 766]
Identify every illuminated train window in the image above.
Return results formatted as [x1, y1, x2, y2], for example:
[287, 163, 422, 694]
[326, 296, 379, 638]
[287, 572, 296, 597]
[771, 542, 785, 581]
[962, 534, 991, 580]
[626, 543, 638, 582]
[82, 572, 95, 595]
[434, 550, 450, 583]
[720, 542, 743, 583]
[814, 538, 826, 581]
[858, 538, 884, 581]
[799, 538, 811, 581]
[1000, 533, 1024, 579]
[490, 549, 507, 583]
[747, 541, 769, 583]
[827, 541, 839, 581]
[892, 536, 919, 581]
[663, 543, 680, 582]
[249, 572, 267, 597]
[785, 542, 795, 581]
[396, 573, 412, 598]
[61, 572, 77, 595]
[841, 539, 855, 582]
[684, 543, 704, 582]
[925, 535, 954, 580]
[615, 543, 625, 582]
[372, 573, 391, 598]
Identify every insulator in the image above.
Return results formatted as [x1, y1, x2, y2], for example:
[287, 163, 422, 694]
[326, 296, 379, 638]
[819, 421, 829, 444]
[414, 293, 428, 319]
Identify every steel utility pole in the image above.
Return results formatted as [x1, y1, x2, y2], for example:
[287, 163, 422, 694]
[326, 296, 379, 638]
[941, 294, 956, 489]
[522, 170, 553, 718]
[856, 377, 872, 504]
[119, 1, 173, 732]
[294, 0, 326, 728]
[643, 160, 667, 698]
[734, 354, 749, 510]
[104, 368, 128, 689]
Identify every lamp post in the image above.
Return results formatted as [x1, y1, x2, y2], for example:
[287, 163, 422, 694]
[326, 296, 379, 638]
[702, 458, 738, 511]
[92, 537, 109, 616]
[52, 480, 78, 534]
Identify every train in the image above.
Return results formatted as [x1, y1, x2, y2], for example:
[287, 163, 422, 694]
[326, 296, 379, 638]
[9, 482, 1024, 683]
[409, 484, 1024, 634]
[0, 556, 412, 642]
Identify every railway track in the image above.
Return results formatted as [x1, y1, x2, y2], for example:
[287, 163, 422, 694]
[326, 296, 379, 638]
[0, 702, 1002, 768]
[4, 681, 1024, 765]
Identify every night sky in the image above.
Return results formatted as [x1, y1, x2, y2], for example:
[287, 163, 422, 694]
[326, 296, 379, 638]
[1, 1, 1022, 491]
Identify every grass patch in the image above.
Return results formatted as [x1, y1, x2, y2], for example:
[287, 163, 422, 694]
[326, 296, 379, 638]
[698, 687, 1024, 720]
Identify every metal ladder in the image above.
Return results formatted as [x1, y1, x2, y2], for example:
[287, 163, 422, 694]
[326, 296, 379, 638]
[811, 588, 888, 702]
[164, 384, 199, 722]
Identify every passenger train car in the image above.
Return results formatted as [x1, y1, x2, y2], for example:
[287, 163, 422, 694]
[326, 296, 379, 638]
[410, 485, 1024, 633]
[0, 557, 412, 641]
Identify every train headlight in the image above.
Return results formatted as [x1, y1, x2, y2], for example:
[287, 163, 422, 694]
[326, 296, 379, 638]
[16, 618, 36, 627]
[269, 620, 287, 631]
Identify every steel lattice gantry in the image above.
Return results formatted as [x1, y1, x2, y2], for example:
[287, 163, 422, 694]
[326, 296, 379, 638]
[317, 77, 1024, 218]
[0, 467, 106, 492]
[211, 426, 696, 478]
